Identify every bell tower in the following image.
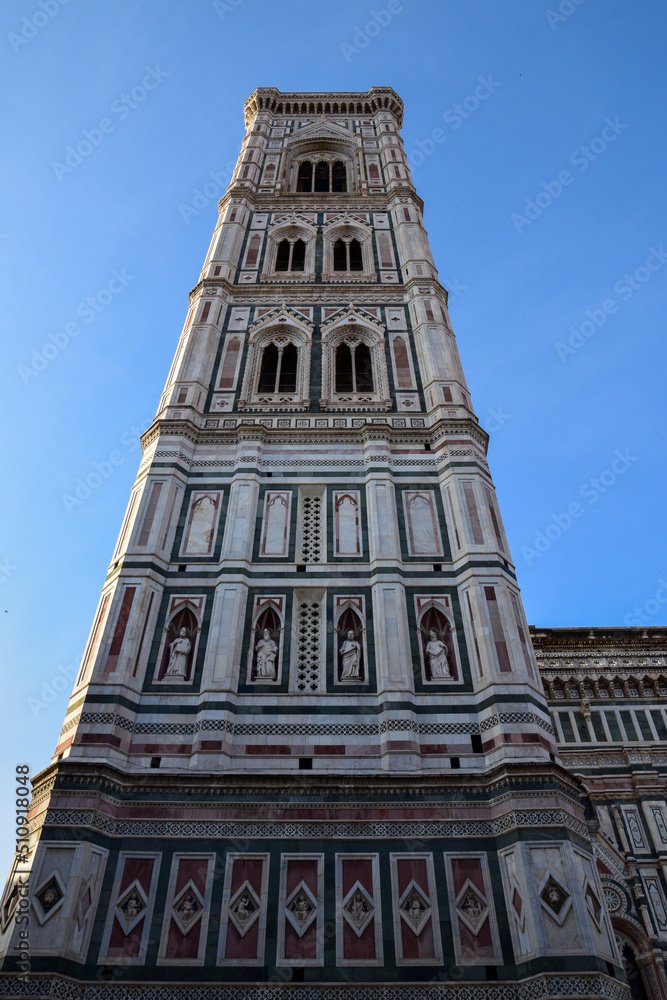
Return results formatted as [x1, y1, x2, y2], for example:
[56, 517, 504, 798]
[0, 88, 625, 997]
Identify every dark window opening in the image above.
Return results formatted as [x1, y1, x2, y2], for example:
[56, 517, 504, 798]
[485, 967, 498, 981]
[275, 238, 306, 273]
[349, 238, 363, 270]
[355, 343, 373, 390]
[333, 238, 363, 272]
[278, 343, 298, 392]
[450, 756, 461, 769]
[333, 239, 347, 271]
[178, 564, 187, 572]
[258, 343, 279, 392]
[291, 239, 305, 271]
[471, 734, 483, 754]
[275, 239, 290, 271]
[332, 160, 347, 192]
[150, 756, 161, 768]
[335, 341, 374, 393]
[314, 160, 329, 192]
[258, 342, 298, 395]
[335, 344, 353, 392]
[297, 161, 313, 192]
[299, 758, 313, 770]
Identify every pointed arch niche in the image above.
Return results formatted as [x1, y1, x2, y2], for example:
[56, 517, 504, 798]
[414, 595, 460, 684]
[154, 595, 204, 684]
[613, 918, 667, 1000]
[246, 595, 285, 685]
[333, 595, 369, 686]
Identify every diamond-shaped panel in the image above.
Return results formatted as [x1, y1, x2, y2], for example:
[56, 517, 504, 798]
[398, 880, 431, 937]
[285, 879, 318, 938]
[342, 881, 374, 937]
[455, 879, 488, 936]
[115, 879, 148, 934]
[228, 880, 261, 938]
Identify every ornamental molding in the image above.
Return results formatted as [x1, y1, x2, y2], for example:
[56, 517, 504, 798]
[247, 303, 314, 336]
[140, 414, 490, 452]
[320, 302, 385, 337]
[42, 807, 590, 840]
[0, 973, 631, 999]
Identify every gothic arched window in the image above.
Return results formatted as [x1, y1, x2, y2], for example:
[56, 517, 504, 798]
[333, 238, 363, 272]
[335, 341, 374, 393]
[332, 160, 347, 192]
[297, 161, 313, 192]
[314, 161, 329, 192]
[296, 159, 348, 193]
[258, 342, 298, 394]
[275, 239, 306, 272]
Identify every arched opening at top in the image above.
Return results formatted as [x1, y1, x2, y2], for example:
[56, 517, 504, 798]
[333, 238, 363, 272]
[275, 238, 306, 272]
[257, 341, 299, 395]
[332, 160, 347, 192]
[334, 341, 374, 393]
[297, 161, 313, 192]
[314, 160, 330, 192]
[275, 239, 291, 271]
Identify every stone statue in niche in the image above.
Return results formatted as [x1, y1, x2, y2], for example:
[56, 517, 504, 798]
[165, 627, 192, 679]
[339, 629, 362, 680]
[254, 628, 278, 680]
[418, 624, 451, 679]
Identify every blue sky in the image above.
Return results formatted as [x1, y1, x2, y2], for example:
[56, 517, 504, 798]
[0, 0, 665, 872]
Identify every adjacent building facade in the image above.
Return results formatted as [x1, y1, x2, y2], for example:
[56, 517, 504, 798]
[0, 88, 658, 999]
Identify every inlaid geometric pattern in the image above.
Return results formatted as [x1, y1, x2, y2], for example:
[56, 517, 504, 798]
[301, 495, 322, 562]
[0, 973, 634, 1000]
[296, 601, 321, 691]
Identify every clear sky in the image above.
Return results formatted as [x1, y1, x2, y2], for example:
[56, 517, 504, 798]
[0, 0, 665, 874]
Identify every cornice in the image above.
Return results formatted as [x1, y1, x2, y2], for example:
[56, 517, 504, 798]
[33, 757, 583, 804]
[139, 414, 489, 454]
